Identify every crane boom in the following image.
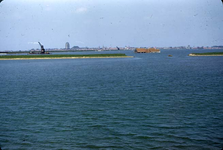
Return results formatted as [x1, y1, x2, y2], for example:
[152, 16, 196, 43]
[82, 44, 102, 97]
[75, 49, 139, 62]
[38, 42, 42, 47]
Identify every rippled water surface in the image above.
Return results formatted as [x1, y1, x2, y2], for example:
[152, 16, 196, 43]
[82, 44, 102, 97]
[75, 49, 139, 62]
[0, 50, 223, 149]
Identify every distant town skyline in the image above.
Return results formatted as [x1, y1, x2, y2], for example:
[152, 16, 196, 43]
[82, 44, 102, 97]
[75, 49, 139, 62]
[25, 43, 223, 52]
[0, 0, 223, 51]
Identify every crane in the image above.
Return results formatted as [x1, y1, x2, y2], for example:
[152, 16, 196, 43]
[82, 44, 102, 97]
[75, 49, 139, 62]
[38, 42, 45, 54]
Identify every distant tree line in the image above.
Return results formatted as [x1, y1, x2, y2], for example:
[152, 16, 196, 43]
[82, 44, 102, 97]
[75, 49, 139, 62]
[212, 46, 223, 48]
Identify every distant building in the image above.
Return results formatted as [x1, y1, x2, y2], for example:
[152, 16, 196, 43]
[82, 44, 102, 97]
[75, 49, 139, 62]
[187, 45, 191, 49]
[72, 46, 80, 49]
[65, 42, 70, 49]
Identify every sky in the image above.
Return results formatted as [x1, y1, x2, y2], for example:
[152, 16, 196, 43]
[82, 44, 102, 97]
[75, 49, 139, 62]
[0, 0, 223, 51]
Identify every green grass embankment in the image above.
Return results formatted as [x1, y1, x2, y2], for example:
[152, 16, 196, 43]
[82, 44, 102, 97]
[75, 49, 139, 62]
[0, 53, 132, 60]
[189, 52, 223, 56]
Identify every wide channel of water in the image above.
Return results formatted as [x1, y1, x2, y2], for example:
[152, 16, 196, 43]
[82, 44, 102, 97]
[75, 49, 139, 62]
[0, 49, 223, 149]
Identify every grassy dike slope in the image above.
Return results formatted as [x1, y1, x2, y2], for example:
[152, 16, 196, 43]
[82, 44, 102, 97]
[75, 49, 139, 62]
[0, 54, 133, 60]
[189, 52, 223, 56]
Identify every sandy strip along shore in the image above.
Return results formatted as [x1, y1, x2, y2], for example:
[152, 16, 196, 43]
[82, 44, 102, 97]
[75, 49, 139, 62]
[0, 56, 133, 60]
[189, 54, 223, 56]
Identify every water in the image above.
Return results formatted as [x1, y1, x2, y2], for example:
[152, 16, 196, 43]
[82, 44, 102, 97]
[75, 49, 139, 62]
[0, 49, 223, 150]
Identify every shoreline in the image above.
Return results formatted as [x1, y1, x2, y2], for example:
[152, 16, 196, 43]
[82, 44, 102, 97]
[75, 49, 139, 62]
[0, 56, 133, 60]
[189, 54, 223, 56]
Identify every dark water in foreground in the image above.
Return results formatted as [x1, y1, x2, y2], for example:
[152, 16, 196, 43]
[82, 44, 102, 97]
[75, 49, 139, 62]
[0, 49, 223, 150]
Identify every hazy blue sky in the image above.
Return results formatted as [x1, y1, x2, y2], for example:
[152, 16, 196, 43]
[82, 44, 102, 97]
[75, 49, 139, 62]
[0, 0, 223, 51]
